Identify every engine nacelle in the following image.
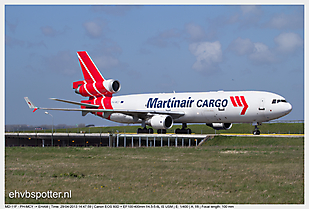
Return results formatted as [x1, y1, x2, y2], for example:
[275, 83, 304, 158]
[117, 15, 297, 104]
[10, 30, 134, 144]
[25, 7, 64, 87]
[206, 123, 232, 130]
[74, 79, 121, 97]
[147, 115, 173, 130]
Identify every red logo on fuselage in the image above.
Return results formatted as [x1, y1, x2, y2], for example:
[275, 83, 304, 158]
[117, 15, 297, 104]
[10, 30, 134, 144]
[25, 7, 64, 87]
[230, 96, 249, 115]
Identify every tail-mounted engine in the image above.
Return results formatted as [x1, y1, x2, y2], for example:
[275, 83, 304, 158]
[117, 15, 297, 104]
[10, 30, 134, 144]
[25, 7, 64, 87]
[73, 79, 121, 97]
[206, 123, 232, 130]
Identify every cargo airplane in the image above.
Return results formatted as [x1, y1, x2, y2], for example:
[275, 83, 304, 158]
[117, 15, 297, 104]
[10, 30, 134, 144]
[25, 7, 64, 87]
[25, 51, 292, 135]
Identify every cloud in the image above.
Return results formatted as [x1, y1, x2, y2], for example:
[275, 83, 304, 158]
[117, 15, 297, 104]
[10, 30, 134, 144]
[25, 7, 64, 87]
[92, 55, 119, 70]
[238, 5, 263, 29]
[88, 39, 123, 57]
[6, 20, 18, 33]
[85, 40, 124, 71]
[44, 51, 78, 76]
[249, 42, 276, 65]
[189, 41, 222, 73]
[40, 25, 69, 37]
[83, 19, 107, 38]
[5, 35, 24, 47]
[266, 12, 303, 30]
[240, 5, 261, 15]
[146, 29, 182, 48]
[229, 33, 302, 66]
[41, 26, 58, 37]
[185, 23, 206, 42]
[228, 37, 255, 55]
[274, 32, 303, 53]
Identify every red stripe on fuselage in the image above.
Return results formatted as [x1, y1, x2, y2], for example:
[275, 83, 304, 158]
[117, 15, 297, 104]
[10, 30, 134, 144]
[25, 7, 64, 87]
[240, 96, 249, 115]
[230, 96, 237, 107]
[103, 95, 113, 109]
[235, 96, 243, 107]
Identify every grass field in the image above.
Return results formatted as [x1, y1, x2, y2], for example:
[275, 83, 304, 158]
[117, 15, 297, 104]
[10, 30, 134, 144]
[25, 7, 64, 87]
[5, 136, 304, 204]
[18, 123, 304, 135]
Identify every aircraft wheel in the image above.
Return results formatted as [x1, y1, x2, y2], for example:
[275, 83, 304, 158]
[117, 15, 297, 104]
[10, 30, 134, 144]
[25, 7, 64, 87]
[148, 128, 154, 134]
[157, 129, 167, 134]
[187, 128, 192, 134]
[137, 128, 142, 134]
[253, 130, 260, 135]
[175, 128, 180, 134]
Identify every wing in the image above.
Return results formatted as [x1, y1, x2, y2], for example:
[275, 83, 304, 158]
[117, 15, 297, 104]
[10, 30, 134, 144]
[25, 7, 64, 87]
[50, 98, 99, 108]
[24, 97, 185, 119]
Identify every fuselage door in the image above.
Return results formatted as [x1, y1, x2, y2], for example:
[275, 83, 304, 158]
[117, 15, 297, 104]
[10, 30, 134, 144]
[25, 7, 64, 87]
[257, 98, 267, 121]
[259, 98, 266, 111]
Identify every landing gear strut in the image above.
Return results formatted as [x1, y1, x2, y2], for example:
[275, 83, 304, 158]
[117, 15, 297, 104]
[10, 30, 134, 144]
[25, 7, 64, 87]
[175, 123, 192, 134]
[137, 121, 153, 134]
[253, 124, 261, 135]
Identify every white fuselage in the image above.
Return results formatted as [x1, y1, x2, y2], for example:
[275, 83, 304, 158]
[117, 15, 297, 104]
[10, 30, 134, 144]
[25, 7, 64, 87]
[107, 91, 292, 125]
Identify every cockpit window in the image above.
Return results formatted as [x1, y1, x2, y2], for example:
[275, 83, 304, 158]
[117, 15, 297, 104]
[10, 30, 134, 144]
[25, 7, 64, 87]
[272, 99, 287, 104]
[277, 99, 287, 103]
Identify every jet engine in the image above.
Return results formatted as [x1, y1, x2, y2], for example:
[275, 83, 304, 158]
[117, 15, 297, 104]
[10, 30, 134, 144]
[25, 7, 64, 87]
[74, 79, 121, 97]
[206, 123, 232, 130]
[147, 115, 173, 130]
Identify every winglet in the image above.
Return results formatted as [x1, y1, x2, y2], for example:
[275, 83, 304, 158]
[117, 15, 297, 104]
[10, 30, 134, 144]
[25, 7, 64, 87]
[24, 97, 39, 112]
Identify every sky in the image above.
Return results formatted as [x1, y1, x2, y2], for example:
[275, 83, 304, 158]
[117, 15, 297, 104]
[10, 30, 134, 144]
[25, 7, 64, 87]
[4, 4, 305, 127]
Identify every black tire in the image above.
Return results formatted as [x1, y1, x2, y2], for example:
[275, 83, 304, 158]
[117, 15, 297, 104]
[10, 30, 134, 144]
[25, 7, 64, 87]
[137, 128, 142, 134]
[253, 130, 260, 135]
[175, 128, 180, 134]
[187, 129, 192, 134]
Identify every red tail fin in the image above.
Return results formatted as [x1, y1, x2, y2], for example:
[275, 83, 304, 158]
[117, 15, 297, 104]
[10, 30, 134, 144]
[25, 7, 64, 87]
[77, 51, 105, 82]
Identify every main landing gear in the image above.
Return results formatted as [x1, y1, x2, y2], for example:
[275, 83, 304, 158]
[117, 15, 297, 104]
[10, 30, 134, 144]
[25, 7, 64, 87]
[137, 127, 167, 134]
[137, 120, 154, 134]
[253, 123, 261, 135]
[136, 122, 192, 134]
[175, 123, 192, 134]
[137, 127, 153, 134]
[157, 129, 167, 134]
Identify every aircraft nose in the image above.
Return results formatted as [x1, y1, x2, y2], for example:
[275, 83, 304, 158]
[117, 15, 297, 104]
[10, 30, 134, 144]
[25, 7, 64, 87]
[285, 102, 293, 114]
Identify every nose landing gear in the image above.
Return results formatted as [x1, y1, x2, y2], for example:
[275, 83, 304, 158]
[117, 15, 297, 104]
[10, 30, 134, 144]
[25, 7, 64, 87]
[253, 123, 261, 135]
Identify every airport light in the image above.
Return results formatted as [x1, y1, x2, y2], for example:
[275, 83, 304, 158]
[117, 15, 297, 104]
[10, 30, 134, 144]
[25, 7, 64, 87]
[45, 111, 54, 147]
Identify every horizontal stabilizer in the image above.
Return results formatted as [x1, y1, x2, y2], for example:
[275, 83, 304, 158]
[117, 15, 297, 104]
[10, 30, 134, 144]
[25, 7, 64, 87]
[26, 107, 184, 118]
[24, 97, 185, 120]
[50, 98, 99, 108]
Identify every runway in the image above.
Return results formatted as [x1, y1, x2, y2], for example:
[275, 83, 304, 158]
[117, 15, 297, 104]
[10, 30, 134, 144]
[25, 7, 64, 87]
[220, 133, 304, 138]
